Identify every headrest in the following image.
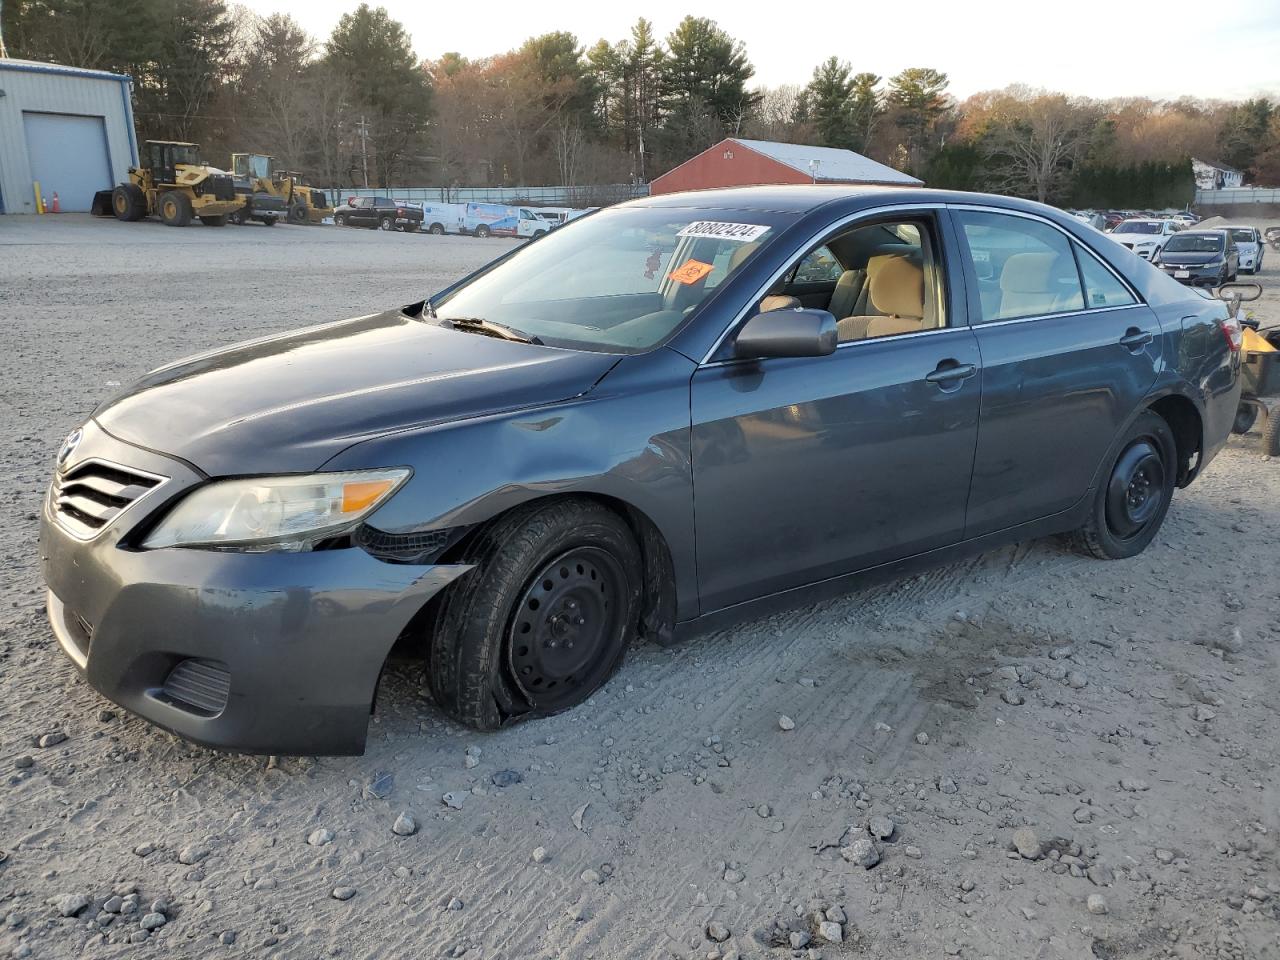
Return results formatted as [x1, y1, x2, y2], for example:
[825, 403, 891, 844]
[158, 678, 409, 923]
[760, 294, 800, 312]
[867, 255, 925, 320]
[728, 242, 760, 272]
[1000, 252, 1065, 294]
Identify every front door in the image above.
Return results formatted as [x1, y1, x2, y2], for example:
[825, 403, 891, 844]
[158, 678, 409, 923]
[952, 209, 1162, 536]
[690, 211, 982, 613]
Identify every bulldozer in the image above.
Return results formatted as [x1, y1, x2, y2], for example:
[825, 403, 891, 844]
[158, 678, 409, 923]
[93, 141, 241, 226]
[229, 153, 334, 225]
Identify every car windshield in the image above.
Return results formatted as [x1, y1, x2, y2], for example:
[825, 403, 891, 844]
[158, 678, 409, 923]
[1164, 234, 1223, 253]
[431, 206, 794, 353]
[1230, 229, 1255, 242]
[1114, 221, 1161, 234]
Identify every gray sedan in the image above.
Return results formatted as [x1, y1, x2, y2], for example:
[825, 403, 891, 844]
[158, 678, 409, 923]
[40, 186, 1243, 754]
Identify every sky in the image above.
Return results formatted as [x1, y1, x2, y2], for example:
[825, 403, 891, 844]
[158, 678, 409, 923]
[238, 0, 1280, 102]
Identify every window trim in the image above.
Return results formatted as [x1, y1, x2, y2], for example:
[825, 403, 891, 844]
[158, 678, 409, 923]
[1071, 239, 1138, 312]
[699, 202, 954, 365]
[949, 204, 1143, 323]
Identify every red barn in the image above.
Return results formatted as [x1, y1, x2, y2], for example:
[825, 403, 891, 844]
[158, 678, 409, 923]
[649, 138, 922, 195]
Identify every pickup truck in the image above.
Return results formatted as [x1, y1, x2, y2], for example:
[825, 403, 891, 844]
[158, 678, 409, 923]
[333, 197, 424, 232]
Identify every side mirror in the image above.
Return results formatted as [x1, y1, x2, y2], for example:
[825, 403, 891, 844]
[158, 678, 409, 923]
[733, 308, 837, 359]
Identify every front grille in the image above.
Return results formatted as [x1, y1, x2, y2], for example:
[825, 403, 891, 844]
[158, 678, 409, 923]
[310, 190, 327, 208]
[200, 174, 235, 201]
[160, 659, 230, 716]
[51, 460, 165, 539]
[356, 524, 451, 563]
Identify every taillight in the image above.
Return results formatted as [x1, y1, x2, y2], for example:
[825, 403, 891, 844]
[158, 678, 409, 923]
[1221, 313, 1243, 352]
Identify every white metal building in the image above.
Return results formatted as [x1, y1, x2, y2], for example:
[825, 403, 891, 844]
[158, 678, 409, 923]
[0, 59, 137, 214]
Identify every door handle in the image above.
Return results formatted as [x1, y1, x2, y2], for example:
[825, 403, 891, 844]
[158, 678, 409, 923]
[1120, 328, 1154, 350]
[925, 361, 978, 385]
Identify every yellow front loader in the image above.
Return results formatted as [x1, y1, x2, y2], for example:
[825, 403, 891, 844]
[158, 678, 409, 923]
[94, 141, 241, 226]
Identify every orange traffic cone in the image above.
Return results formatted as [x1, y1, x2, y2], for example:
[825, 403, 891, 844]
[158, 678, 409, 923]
[50, 192, 61, 214]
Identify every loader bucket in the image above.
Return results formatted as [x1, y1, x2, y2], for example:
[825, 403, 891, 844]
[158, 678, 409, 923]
[91, 190, 114, 217]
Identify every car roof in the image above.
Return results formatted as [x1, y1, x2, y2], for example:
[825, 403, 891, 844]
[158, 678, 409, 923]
[1175, 229, 1229, 236]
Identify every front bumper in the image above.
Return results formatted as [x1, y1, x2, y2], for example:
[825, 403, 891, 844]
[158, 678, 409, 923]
[39, 421, 470, 755]
[1160, 263, 1224, 285]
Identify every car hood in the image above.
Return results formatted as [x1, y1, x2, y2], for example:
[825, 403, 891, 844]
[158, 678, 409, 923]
[93, 309, 620, 475]
[1113, 234, 1163, 245]
[1159, 250, 1222, 265]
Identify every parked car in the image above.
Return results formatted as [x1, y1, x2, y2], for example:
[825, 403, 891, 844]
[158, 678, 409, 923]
[1154, 229, 1239, 286]
[40, 186, 1242, 754]
[419, 202, 467, 235]
[333, 196, 424, 232]
[1109, 218, 1181, 260]
[1222, 225, 1264, 274]
[1171, 212, 1200, 226]
[463, 202, 552, 238]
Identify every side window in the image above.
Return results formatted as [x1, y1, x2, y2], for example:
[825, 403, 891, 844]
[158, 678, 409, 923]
[793, 246, 844, 283]
[957, 211, 1084, 323]
[1074, 245, 1136, 309]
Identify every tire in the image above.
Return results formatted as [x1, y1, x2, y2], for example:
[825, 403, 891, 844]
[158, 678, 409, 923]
[404, 222, 419, 233]
[288, 203, 307, 225]
[158, 190, 193, 227]
[1263, 410, 1280, 457]
[227, 208, 246, 225]
[259, 216, 277, 227]
[1070, 410, 1176, 560]
[379, 216, 394, 231]
[334, 213, 346, 227]
[429, 222, 444, 235]
[199, 214, 227, 226]
[1233, 403, 1259, 435]
[427, 499, 642, 730]
[475, 224, 490, 238]
[111, 183, 146, 222]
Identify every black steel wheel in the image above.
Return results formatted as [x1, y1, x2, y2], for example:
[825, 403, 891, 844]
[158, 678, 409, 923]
[427, 499, 641, 730]
[506, 547, 628, 713]
[1070, 410, 1175, 559]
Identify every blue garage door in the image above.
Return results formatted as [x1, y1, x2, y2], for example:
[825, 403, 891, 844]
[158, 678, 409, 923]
[23, 112, 113, 212]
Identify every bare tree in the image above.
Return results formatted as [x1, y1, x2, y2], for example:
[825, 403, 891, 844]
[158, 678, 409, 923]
[983, 95, 1095, 202]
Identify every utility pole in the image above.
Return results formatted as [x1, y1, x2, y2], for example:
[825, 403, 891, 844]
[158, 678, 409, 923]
[356, 116, 370, 188]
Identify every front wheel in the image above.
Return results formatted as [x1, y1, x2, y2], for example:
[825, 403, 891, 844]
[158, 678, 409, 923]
[427, 499, 642, 730]
[334, 214, 346, 226]
[1070, 410, 1176, 559]
[429, 223, 444, 235]
[158, 190, 193, 227]
[379, 216, 394, 231]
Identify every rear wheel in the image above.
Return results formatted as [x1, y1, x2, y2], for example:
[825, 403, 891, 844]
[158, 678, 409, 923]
[227, 207, 246, 225]
[199, 214, 227, 226]
[258, 216, 277, 227]
[1070, 410, 1176, 560]
[427, 499, 641, 730]
[288, 202, 307, 225]
[475, 224, 490, 238]
[111, 183, 146, 222]
[159, 190, 193, 227]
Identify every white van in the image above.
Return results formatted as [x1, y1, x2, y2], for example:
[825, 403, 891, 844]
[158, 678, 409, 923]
[463, 203, 552, 239]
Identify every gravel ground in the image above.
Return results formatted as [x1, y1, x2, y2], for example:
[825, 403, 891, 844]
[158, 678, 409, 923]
[1, 213, 1279, 960]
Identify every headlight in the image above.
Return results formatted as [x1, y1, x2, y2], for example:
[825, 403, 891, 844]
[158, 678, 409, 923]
[142, 468, 410, 551]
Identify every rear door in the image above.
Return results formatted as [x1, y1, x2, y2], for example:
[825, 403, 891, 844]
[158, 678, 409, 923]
[953, 208, 1162, 537]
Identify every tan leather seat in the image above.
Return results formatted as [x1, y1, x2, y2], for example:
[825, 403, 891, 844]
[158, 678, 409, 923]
[998, 252, 1082, 319]
[759, 294, 800, 312]
[837, 255, 927, 341]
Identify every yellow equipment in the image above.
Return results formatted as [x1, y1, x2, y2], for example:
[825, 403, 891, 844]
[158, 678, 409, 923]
[229, 154, 333, 225]
[95, 141, 241, 226]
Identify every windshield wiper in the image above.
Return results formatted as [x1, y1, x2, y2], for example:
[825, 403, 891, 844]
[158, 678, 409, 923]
[445, 316, 542, 345]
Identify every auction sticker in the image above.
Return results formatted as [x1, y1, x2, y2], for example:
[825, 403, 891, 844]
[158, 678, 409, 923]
[677, 221, 770, 242]
[669, 259, 715, 285]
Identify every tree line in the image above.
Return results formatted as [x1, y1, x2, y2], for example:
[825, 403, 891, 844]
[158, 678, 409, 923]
[4, 0, 1278, 202]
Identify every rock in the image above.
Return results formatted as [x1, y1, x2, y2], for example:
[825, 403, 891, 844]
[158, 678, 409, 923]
[178, 843, 209, 865]
[102, 896, 122, 914]
[1050, 645, 1074, 660]
[1073, 807, 1094, 824]
[572, 802, 589, 830]
[915, 732, 930, 745]
[133, 842, 156, 857]
[442, 791, 466, 810]
[1246, 886, 1271, 902]
[464, 755, 479, 769]
[841, 836, 880, 869]
[129, 930, 150, 944]
[756, 803, 771, 818]
[818, 920, 844, 943]
[581, 869, 602, 885]
[446, 897, 463, 911]
[1012, 827, 1041, 860]
[531, 846, 549, 864]
[330, 886, 357, 901]
[392, 812, 418, 837]
[790, 931, 811, 949]
[96, 708, 116, 722]
[706, 921, 730, 943]
[904, 845, 923, 859]
[825, 906, 847, 924]
[1087, 894, 1108, 915]
[1067, 671, 1088, 689]
[219, 931, 237, 945]
[307, 828, 334, 847]
[1154, 848, 1175, 864]
[1001, 690, 1025, 706]
[868, 815, 895, 840]
[1119, 778, 1149, 792]
[778, 715, 796, 731]
[139, 912, 167, 931]
[52, 893, 89, 918]
[1193, 705, 1217, 722]
[36, 732, 66, 748]
[995, 665, 1020, 682]
[13, 756, 33, 770]
[938, 777, 959, 795]
[364, 770, 394, 800]
[491, 769, 522, 788]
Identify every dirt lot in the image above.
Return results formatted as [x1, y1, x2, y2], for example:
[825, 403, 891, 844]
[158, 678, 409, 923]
[1, 214, 1278, 960]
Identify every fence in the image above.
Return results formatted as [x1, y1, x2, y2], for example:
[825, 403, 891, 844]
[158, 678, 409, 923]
[323, 183, 649, 208]
[1196, 187, 1280, 206]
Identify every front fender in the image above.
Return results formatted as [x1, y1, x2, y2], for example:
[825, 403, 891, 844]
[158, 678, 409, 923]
[321, 348, 701, 621]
